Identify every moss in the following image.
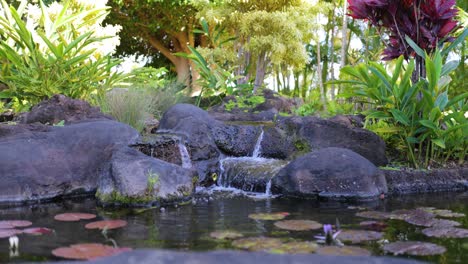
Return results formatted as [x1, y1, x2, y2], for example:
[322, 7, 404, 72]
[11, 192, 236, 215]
[294, 139, 310, 153]
[96, 190, 156, 205]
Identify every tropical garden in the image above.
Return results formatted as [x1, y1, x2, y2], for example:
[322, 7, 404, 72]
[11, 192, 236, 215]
[0, 0, 467, 262]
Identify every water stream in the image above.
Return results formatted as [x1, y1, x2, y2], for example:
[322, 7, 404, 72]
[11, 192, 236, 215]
[252, 128, 264, 158]
[178, 143, 192, 169]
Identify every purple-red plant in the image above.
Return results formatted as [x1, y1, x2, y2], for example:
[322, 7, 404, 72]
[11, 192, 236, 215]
[348, 0, 459, 60]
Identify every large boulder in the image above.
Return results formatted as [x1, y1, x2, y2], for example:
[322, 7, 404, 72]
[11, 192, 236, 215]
[212, 124, 262, 157]
[262, 116, 388, 166]
[0, 120, 139, 204]
[16, 94, 113, 125]
[97, 147, 195, 206]
[271, 147, 388, 199]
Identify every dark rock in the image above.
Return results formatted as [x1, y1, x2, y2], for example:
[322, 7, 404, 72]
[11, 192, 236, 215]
[97, 147, 195, 206]
[54, 249, 425, 264]
[133, 135, 185, 166]
[16, 94, 113, 125]
[384, 168, 468, 194]
[212, 124, 261, 157]
[0, 120, 139, 204]
[0, 110, 14, 122]
[208, 110, 278, 122]
[272, 147, 388, 199]
[253, 89, 303, 114]
[262, 116, 387, 166]
[328, 115, 365, 128]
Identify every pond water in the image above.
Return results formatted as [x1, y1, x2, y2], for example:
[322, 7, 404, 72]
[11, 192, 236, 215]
[0, 189, 467, 263]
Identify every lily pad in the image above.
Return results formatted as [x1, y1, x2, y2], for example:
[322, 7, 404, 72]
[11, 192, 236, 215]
[390, 209, 433, 221]
[270, 241, 318, 254]
[232, 237, 283, 252]
[274, 220, 322, 231]
[0, 220, 33, 229]
[54, 213, 97, 222]
[317, 246, 371, 256]
[383, 241, 446, 256]
[422, 227, 468, 238]
[356, 211, 390, 220]
[210, 231, 244, 240]
[248, 212, 290, 221]
[418, 208, 465, 218]
[359, 221, 388, 232]
[85, 220, 127, 230]
[335, 230, 383, 244]
[0, 229, 22, 238]
[22, 227, 53, 235]
[52, 243, 131, 260]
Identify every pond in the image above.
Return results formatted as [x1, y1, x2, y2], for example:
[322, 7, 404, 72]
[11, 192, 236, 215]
[0, 189, 467, 263]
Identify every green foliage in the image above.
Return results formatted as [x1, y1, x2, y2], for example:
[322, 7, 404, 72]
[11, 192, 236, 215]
[224, 95, 265, 112]
[146, 169, 160, 194]
[339, 50, 468, 167]
[0, 0, 125, 112]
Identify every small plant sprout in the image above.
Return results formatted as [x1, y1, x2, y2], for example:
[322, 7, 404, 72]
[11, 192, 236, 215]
[9, 236, 19, 257]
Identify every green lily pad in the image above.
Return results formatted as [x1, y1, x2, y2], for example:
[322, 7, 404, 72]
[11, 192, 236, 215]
[274, 220, 322, 231]
[418, 208, 465, 218]
[383, 241, 446, 256]
[390, 209, 460, 227]
[269, 241, 318, 254]
[356, 211, 391, 220]
[422, 227, 468, 238]
[335, 230, 383, 244]
[232, 237, 283, 252]
[210, 230, 244, 240]
[317, 246, 371, 256]
[248, 212, 290, 221]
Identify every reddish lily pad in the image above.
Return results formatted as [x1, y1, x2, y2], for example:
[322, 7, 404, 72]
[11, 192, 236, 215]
[232, 237, 283, 252]
[85, 220, 127, 230]
[210, 231, 244, 240]
[335, 230, 383, 244]
[22, 227, 53, 235]
[359, 221, 388, 232]
[0, 220, 33, 229]
[248, 212, 290, 221]
[422, 227, 468, 238]
[52, 243, 132, 260]
[383, 241, 446, 256]
[317, 246, 371, 256]
[356, 211, 391, 220]
[0, 229, 22, 238]
[274, 220, 322, 231]
[54, 213, 97, 222]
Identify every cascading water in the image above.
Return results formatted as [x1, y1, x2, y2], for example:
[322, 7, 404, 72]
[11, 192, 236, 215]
[252, 128, 264, 158]
[178, 143, 192, 169]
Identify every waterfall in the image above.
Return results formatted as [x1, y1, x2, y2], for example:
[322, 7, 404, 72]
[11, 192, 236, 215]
[252, 128, 264, 158]
[178, 143, 192, 169]
[265, 179, 272, 196]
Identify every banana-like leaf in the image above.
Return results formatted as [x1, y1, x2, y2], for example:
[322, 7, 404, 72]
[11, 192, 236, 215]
[390, 109, 410, 126]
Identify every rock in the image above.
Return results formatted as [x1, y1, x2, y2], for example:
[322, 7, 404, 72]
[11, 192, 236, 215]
[132, 134, 186, 166]
[0, 110, 14, 122]
[271, 147, 388, 199]
[97, 147, 195, 206]
[262, 116, 388, 166]
[0, 120, 139, 204]
[212, 124, 261, 157]
[16, 94, 113, 125]
[253, 89, 303, 114]
[142, 114, 159, 134]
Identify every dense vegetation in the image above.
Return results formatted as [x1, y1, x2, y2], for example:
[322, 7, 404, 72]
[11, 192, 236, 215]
[0, 0, 466, 168]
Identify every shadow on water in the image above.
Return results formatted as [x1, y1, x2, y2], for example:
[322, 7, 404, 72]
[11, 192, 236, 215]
[0, 191, 467, 262]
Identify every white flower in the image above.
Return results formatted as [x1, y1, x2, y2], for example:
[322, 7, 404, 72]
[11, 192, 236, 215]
[9, 236, 19, 250]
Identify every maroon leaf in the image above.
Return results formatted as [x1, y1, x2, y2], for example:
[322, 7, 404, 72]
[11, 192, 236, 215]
[22, 227, 53, 235]
[85, 220, 127, 230]
[52, 243, 132, 260]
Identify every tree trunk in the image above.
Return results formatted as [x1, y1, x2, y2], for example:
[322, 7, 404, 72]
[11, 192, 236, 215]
[174, 58, 191, 88]
[316, 41, 327, 112]
[340, 0, 348, 69]
[253, 51, 267, 93]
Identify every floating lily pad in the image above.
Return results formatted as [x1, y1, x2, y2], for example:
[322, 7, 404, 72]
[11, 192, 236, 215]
[0, 229, 22, 238]
[418, 208, 465, 218]
[422, 227, 468, 238]
[317, 246, 371, 256]
[248, 212, 290, 221]
[335, 230, 383, 244]
[54, 213, 97, 222]
[232, 237, 283, 252]
[85, 220, 127, 230]
[359, 221, 388, 232]
[390, 209, 433, 221]
[22, 227, 53, 235]
[269, 241, 318, 254]
[52, 243, 131, 260]
[383, 241, 446, 256]
[210, 231, 244, 240]
[356, 211, 390, 220]
[0, 220, 33, 229]
[274, 220, 322, 231]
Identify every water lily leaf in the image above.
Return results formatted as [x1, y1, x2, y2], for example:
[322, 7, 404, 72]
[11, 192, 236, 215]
[0, 220, 33, 229]
[52, 243, 132, 260]
[232, 237, 283, 252]
[384, 241, 446, 256]
[210, 231, 244, 240]
[359, 221, 388, 232]
[22, 227, 53, 235]
[390, 209, 434, 221]
[335, 230, 383, 244]
[418, 208, 465, 218]
[274, 220, 322, 231]
[54, 213, 97, 222]
[356, 211, 391, 220]
[248, 212, 290, 221]
[316, 246, 371, 256]
[422, 227, 468, 238]
[0, 229, 22, 238]
[85, 220, 127, 230]
[269, 241, 318, 254]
